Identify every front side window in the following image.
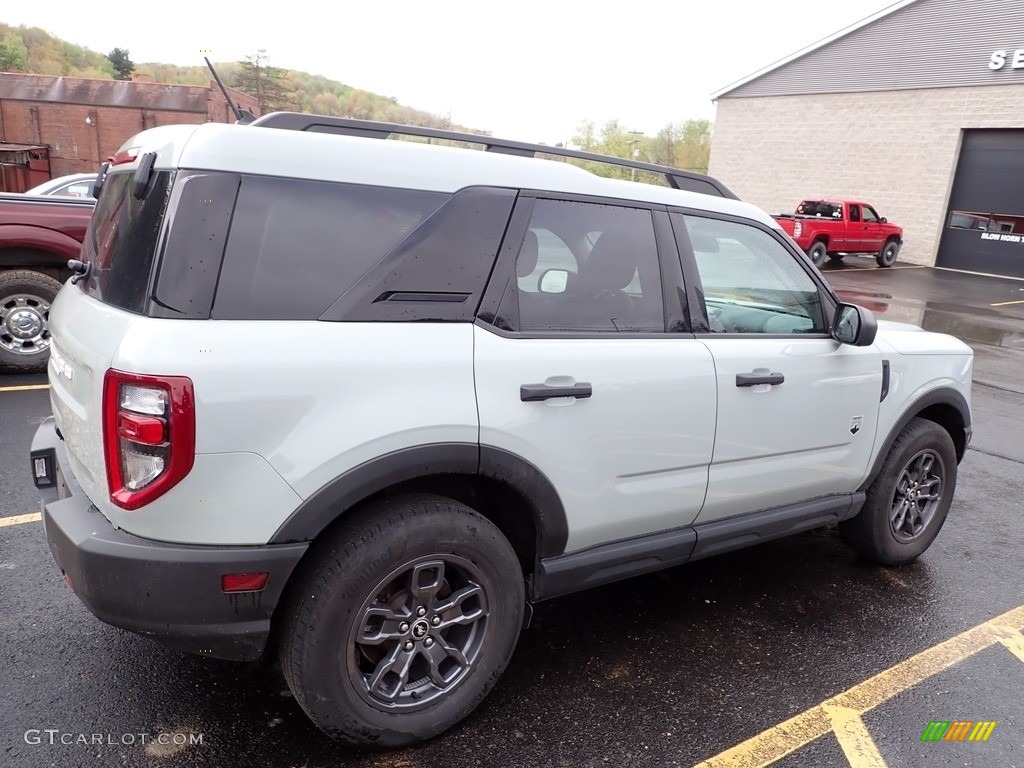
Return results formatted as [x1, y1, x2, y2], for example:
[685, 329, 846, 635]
[504, 199, 665, 333]
[863, 206, 880, 223]
[676, 214, 826, 335]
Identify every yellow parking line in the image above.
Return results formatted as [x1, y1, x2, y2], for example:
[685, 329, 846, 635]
[994, 624, 1024, 663]
[990, 299, 1024, 307]
[693, 604, 1024, 768]
[823, 705, 888, 768]
[0, 512, 42, 527]
[0, 384, 50, 392]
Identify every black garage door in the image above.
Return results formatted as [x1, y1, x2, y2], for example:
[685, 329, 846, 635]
[937, 129, 1024, 278]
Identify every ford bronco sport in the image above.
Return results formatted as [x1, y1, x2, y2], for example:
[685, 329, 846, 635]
[30, 114, 973, 748]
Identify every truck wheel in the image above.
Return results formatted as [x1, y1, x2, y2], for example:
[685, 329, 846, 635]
[280, 494, 525, 748]
[807, 241, 827, 266]
[839, 418, 957, 565]
[0, 270, 63, 374]
[876, 239, 900, 267]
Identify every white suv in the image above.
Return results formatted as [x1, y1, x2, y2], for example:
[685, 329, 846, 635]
[30, 114, 974, 748]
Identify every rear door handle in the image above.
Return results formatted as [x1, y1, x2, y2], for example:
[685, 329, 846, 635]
[520, 383, 593, 401]
[736, 372, 784, 387]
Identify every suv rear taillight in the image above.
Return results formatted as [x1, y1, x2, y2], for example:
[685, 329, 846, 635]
[102, 370, 195, 510]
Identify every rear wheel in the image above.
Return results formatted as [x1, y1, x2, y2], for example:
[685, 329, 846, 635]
[0, 270, 63, 373]
[876, 239, 900, 267]
[840, 418, 957, 565]
[280, 494, 525, 748]
[807, 241, 827, 266]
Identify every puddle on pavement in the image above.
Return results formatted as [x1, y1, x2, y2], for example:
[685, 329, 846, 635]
[834, 290, 1024, 349]
[919, 309, 1024, 349]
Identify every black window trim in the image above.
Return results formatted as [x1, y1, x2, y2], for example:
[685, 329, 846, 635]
[476, 191, 694, 340]
[667, 206, 841, 339]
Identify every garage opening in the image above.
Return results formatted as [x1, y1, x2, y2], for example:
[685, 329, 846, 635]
[937, 129, 1024, 278]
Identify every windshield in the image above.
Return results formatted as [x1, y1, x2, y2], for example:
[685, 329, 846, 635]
[78, 170, 172, 314]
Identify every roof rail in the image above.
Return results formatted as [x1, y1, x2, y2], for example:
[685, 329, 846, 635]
[247, 112, 739, 200]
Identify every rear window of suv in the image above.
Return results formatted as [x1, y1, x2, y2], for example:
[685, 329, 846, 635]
[211, 176, 449, 320]
[79, 170, 173, 313]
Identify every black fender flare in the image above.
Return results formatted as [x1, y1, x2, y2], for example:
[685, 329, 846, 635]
[859, 387, 971, 493]
[269, 443, 568, 558]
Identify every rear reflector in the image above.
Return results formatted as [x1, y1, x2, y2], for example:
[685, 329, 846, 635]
[116, 412, 166, 444]
[222, 573, 269, 593]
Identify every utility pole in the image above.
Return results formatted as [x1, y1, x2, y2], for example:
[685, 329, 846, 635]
[628, 130, 644, 182]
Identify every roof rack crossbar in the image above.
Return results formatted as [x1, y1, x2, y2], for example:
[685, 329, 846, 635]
[246, 112, 738, 200]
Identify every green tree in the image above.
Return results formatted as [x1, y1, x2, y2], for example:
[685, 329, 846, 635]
[234, 49, 293, 113]
[106, 48, 135, 80]
[651, 119, 713, 173]
[0, 31, 29, 72]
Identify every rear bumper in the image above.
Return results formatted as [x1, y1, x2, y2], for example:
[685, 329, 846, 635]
[31, 417, 308, 661]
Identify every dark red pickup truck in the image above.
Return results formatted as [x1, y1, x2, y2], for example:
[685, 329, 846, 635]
[773, 200, 903, 268]
[0, 192, 95, 372]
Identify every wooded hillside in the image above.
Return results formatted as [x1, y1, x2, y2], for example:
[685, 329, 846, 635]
[0, 22, 712, 172]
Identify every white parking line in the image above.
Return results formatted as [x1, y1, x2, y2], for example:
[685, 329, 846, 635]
[0, 384, 50, 392]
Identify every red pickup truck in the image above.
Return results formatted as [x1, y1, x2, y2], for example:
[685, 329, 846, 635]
[773, 200, 903, 268]
[0, 192, 95, 372]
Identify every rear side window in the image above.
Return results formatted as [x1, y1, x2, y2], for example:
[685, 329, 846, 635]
[79, 170, 172, 314]
[212, 177, 449, 320]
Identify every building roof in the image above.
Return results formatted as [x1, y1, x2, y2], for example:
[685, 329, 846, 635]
[0, 142, 48, 152]
[710, 0, 1024, 100]
[0, 73, 254, 114]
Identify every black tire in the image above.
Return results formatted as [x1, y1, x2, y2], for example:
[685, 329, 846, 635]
[0, 270, 63, 373]
[839, 418, 957, 565]
[876, 239, 900, 267]
[807, 241, 827, 266]
[280, 493, 525, 748]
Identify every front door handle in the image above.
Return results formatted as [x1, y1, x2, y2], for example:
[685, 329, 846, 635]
[736, 372, 784, 387]
[520, 383, 593, 401]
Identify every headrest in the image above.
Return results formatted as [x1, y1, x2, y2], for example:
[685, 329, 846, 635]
[516, 230, 540, 278]
[583, 231, 639, 291]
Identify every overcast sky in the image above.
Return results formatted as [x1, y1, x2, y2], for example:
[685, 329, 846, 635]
[5, 0, 902, 143]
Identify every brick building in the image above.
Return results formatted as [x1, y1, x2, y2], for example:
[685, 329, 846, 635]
[708, 0, 1024, 279]
[0, 72, 259, 186]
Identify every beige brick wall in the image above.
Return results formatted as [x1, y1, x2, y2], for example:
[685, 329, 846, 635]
[707, 85, 1024, 266]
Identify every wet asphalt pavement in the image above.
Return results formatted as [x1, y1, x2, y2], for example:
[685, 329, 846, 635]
[2, 259, 1023, 768]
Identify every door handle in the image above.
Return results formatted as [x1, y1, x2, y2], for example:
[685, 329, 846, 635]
[520, 383, 593, 401]
[736, 372, 784, 387]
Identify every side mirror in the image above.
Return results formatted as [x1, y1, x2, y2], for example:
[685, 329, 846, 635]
[539, 269, 569, 294]
[880, 217, 887, 224]
[831, 303, 878, 346]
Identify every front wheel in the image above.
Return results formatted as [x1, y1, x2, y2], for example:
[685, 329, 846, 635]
[839, 418, 957, 565]
[280, 494, 525, 748]
[876, 239, 900, 267]
[0, 270, 63, 373]
[807, 241, 827, 266]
